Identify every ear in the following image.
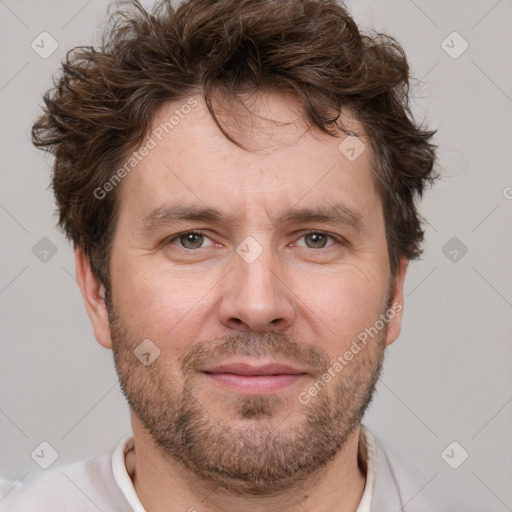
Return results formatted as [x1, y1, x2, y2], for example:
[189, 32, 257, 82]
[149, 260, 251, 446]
[384, 256, 409, 347]
[75, 248, 113, 349]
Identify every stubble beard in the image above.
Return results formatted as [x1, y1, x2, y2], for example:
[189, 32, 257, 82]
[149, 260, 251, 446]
[109, 307, 387, 496]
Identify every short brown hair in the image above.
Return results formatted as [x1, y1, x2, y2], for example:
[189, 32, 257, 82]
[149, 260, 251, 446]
[32, 0, 437, 289]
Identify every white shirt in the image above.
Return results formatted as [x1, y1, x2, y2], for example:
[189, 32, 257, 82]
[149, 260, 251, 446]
[111, 425, 377, 512]
[0, 426, 457, 511]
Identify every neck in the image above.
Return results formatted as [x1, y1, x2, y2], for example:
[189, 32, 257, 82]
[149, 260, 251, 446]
[126, 414, 367, 512]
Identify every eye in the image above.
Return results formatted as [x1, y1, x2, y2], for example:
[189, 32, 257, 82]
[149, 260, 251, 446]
[295, 231, 337, 249]
[167, 230, 339, 251]
[169, 231, 215, 250]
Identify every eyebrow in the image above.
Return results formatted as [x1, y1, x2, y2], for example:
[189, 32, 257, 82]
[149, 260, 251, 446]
[272, 203, 364, 231]
[140, 201, 365, 234]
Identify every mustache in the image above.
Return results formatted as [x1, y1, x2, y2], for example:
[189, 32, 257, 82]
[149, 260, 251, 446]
[179, 331, 330, 377]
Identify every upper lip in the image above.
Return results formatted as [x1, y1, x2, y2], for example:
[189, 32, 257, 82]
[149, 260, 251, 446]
[201, 362, 307, 376]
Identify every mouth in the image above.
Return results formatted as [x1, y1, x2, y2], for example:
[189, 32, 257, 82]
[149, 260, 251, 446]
[200, 362, 309, 395]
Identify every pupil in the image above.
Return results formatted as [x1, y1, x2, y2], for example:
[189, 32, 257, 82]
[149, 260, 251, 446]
[182, 233, 202, 248]
[307, 233, 326, 248]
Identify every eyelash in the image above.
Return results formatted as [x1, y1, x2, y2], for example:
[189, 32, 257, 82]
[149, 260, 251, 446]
[167, 230, 341, 250]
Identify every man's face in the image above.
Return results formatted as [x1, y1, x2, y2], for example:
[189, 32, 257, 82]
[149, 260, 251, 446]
[86, 92, 406, 494]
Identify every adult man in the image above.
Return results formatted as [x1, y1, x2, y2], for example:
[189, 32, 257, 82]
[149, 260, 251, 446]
[3, 0, 455, 510]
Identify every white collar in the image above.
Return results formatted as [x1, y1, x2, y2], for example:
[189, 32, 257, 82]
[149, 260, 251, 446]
[111, 435, 145, 512]
[111, 425, 377, 512]
[355, 425, 377, 512]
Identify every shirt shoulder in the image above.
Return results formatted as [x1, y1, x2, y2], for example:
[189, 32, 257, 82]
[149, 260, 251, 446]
[0, 451, 132, 512]
[370, 432, 460, 512]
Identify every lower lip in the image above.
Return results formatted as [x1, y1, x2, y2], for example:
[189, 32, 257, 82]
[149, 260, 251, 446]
[203, 373, 307, 395]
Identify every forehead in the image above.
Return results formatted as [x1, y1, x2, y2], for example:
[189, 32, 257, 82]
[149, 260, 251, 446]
[117, 92, 381, 227]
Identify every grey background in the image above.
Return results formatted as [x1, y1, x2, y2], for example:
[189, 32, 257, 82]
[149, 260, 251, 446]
[1, 0, 511, 509]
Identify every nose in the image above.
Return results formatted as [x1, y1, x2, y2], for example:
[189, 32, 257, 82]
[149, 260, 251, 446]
[217, 245, 296, 333]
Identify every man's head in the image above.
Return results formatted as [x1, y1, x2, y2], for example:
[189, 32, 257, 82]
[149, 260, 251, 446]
[32, 0, 436, 495]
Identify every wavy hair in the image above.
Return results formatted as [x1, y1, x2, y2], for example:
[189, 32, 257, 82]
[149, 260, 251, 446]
[32, 0, 437, 288]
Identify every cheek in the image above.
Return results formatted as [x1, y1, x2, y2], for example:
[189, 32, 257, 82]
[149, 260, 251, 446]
[110, 260, 218, 347]
[297, 265, 388, 356]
